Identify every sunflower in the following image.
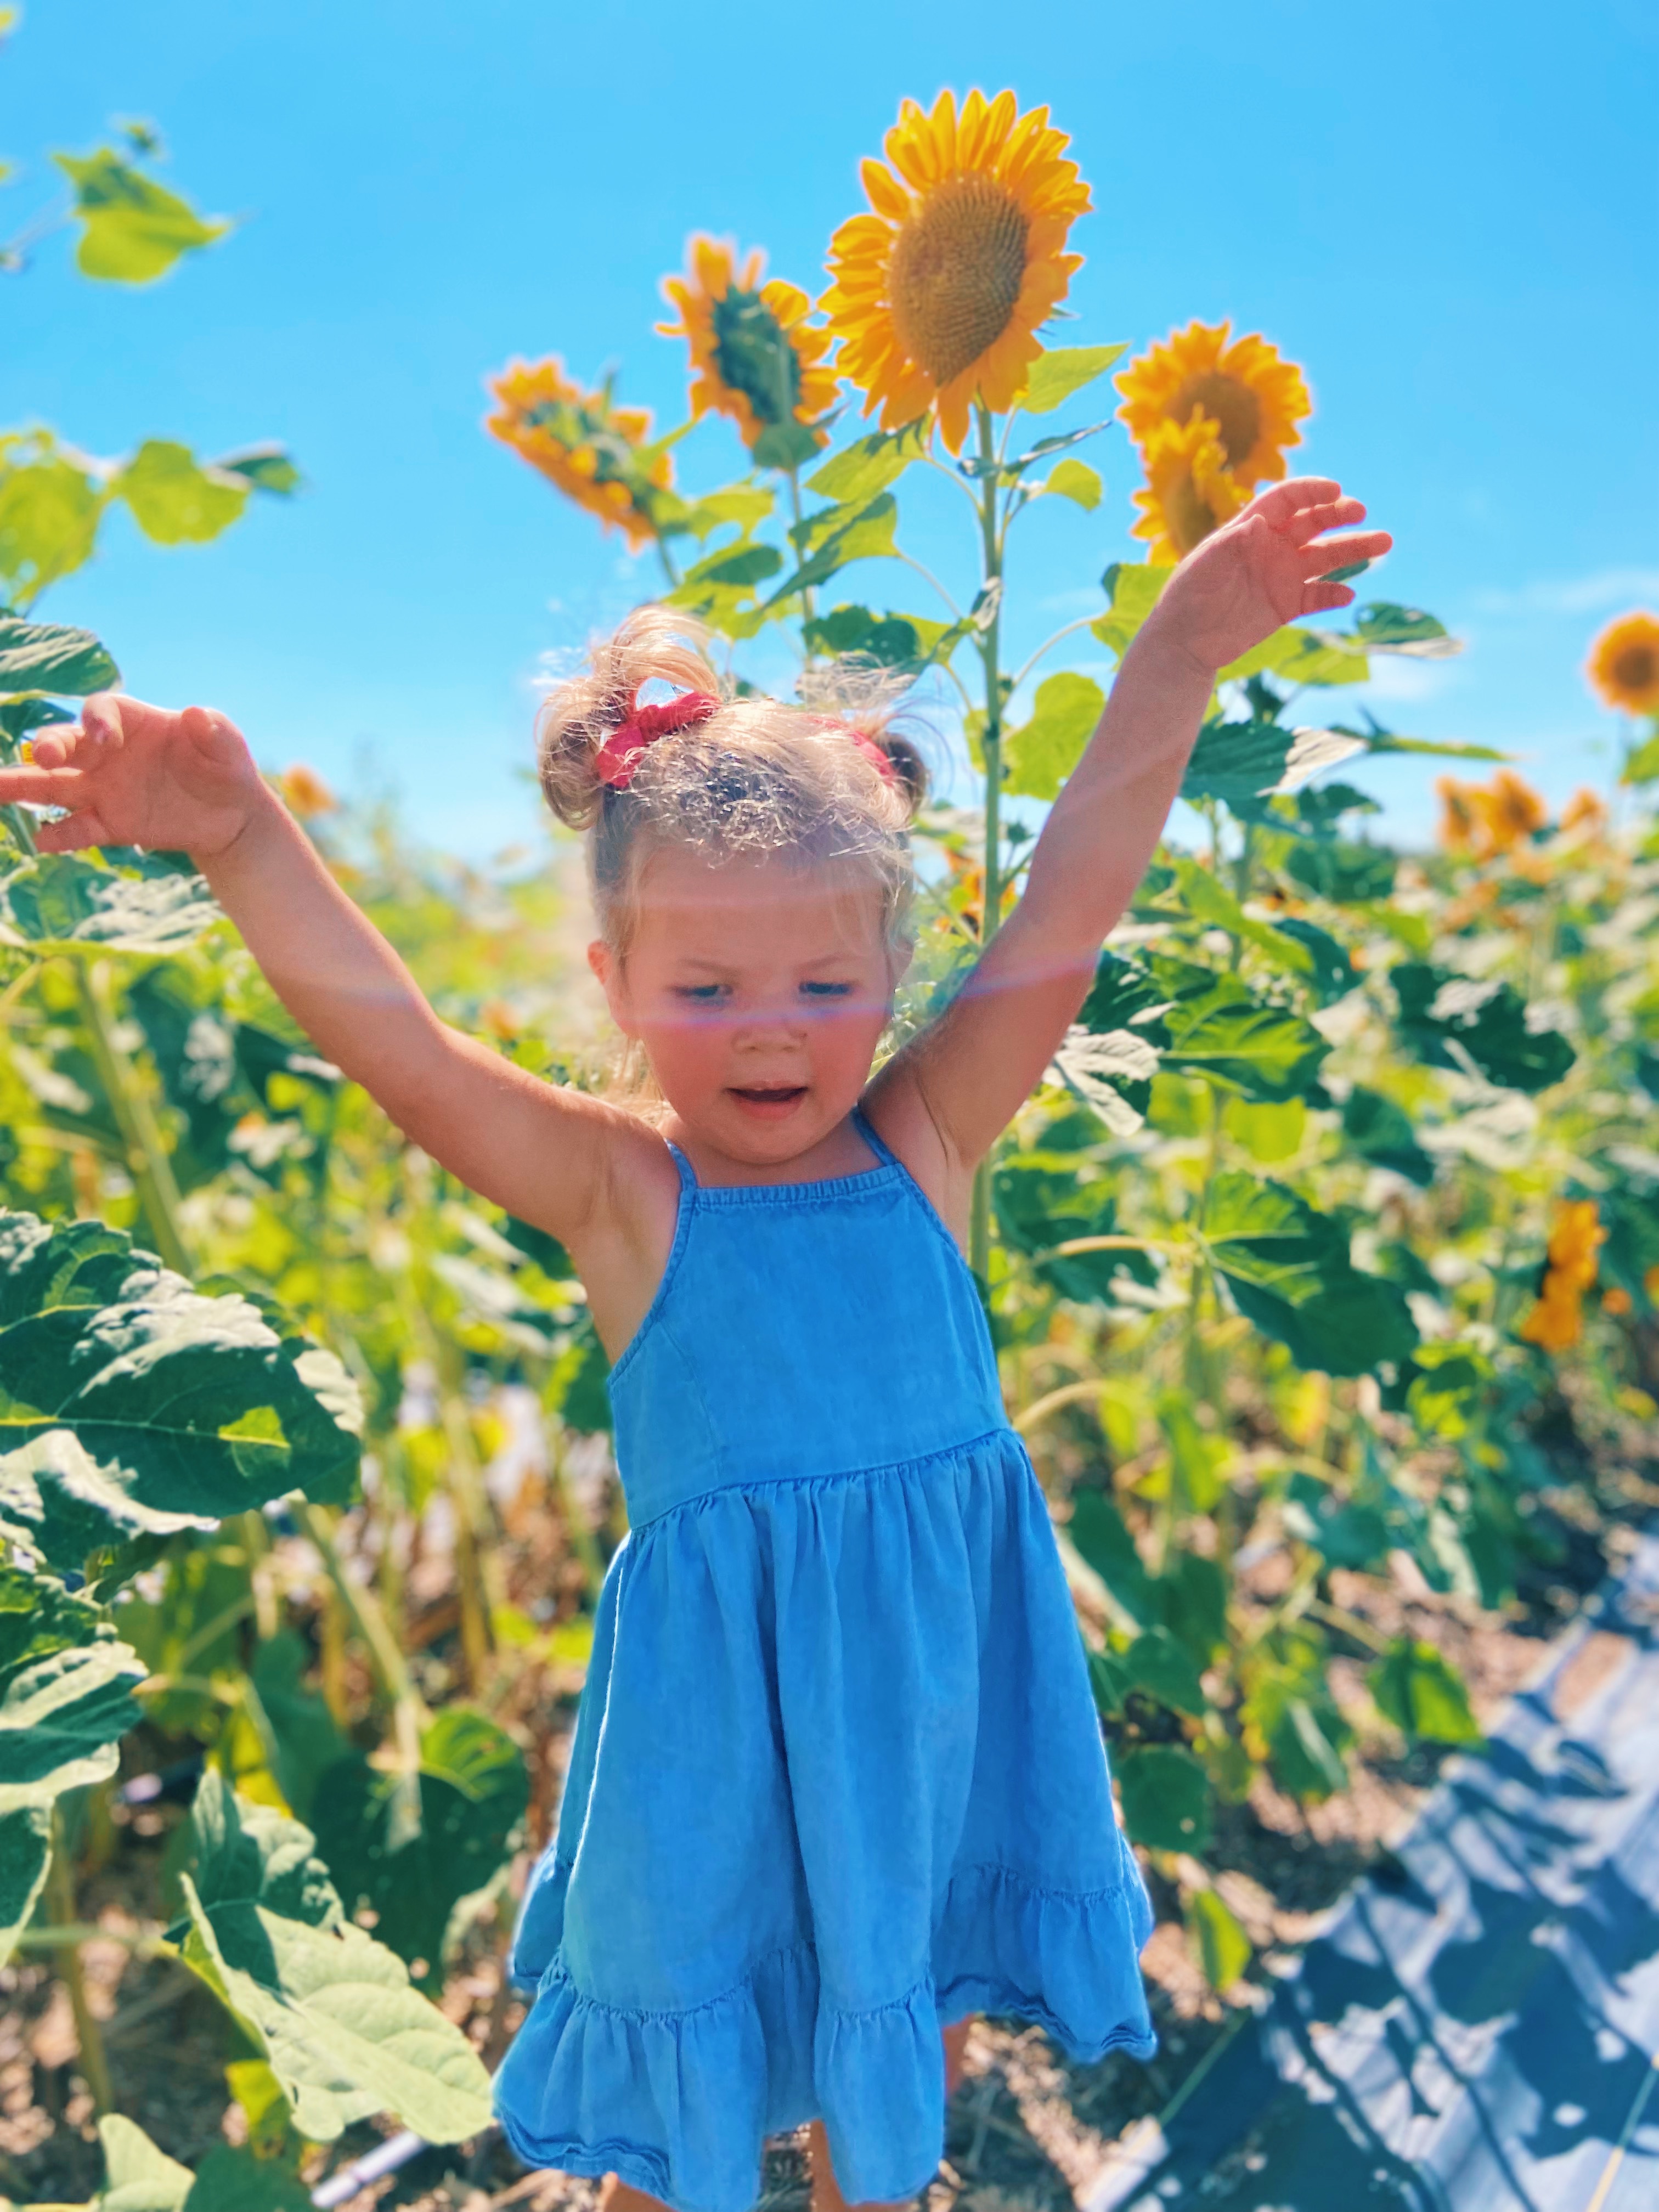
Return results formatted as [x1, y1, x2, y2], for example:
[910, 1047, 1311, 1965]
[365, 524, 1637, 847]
[821, 88, 1092, 454]
[1128, 407, 1249, 563]
[1433, 770, 1546, 861]
[657, 236, 837, 469]
[275, 764, 336, 819]
[1117, 321, 1310, 489]
[484, 356, 672, 550]
[1519, 1199, 1605, 1355]
[1586, 610, 1659, 715]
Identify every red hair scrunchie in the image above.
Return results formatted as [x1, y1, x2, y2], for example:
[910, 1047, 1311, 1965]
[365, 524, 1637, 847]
[594, 687, 721, 791]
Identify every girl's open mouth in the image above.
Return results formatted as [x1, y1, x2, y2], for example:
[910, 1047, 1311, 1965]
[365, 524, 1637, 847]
[729, 1085, 808, 1118]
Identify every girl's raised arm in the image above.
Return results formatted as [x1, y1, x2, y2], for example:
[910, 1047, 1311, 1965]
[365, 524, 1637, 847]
[871, 478, 1392, 1185]
[0, 697, 640, 1246]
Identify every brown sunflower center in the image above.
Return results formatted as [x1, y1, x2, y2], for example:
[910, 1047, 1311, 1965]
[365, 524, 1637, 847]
[887, 176, 1029, 388]
[1170, 370, 1260, 471]
[1612, 642, 1657, 695]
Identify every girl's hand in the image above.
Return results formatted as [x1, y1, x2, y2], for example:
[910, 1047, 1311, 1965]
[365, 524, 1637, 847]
[0, 693, 266, 857]
[1148, 476, 1393, 676]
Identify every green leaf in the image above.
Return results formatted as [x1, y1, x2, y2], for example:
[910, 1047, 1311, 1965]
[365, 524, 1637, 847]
[176, 1776, 492, 2144]
[1092, 562, 1174, 662]
[801, 603, 953, 672]
[115, 441, 250, 546]
[249, 1633, 348, 1822]
[54, 148, 230, 283]
[1049, 1026, 1160, 1138]
[0, 851, 221, 953]
[1156, 1392, 1228, 1516]
[1156, 1552, 1230, 1664]
[1167, 859, 1355, 1001]
[1041, 458, 1103, 511]
[996, 1154, 1155, 1299]
[1218, 627, 1370, 689]
[1161, 982, 1330, 1102]
[676, 540, 783, 591]
[310, 1708, 528, 1983]
[1122, 1624, 1209, 1716]
[769, 493, 899, 605]
[1077, 947, 1172, 1040]
[1350, 601, 1460, 658]
[1018, 343, 1128, 414]
[1182, 718, 1367, 817]
[679, 483, 775, 540]
[0, 1567, 144, 1963]
[805, 422, 927, 505]
[0, 458, 106, 600]
[1369, 1638, 1482, 1747]
[1271, 917, 1359, 1003]
[0, 612, 120, 697]
[1622, 729, 1659, 785]
[1066, 1491, 1154, 1627]
[97, 2112, 195, 2210]
[0, 1209, 363, 1577]
[210, 444, 303, 498]
[1246, 1652, 1352, 1801]
[1393, 964, 1575, 1094]
[1187, 1886, 1252, 1993]
[184, 2143, 314, 2211]
[1223, 1097, 1306, 1163]
[1202, 1172, 1419, 1375]
[1280, 836, 1398, 904]
[1115, 1744, 1214, 1853]
[1340, 1086, 1434, 1186]
[1003, 672, 1104, 800]
[186, 1769, 344, 1931]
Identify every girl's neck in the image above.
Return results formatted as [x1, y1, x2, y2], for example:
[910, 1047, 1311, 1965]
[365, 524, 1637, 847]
[662, 1107, 881, 1189]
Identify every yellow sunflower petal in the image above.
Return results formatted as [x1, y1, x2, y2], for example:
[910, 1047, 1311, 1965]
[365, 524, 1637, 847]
[1129, 407, 1248, 564]
[1118, 319, 1311, 490]
[822, 87, 1091, 452]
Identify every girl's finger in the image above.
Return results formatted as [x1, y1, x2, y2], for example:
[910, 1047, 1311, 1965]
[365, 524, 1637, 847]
[25, 725, 83, 769]
[1305, 528, 1392, 576]
[1301, 581, 1358, 614]
[1245, 476, 1344, 526]
[80, 695, 129, 753]
[1288, 496, 1366, 546]
[0, 764, 91, 807]
[35, 808, 112, 853]
[182, 704, 242, 755]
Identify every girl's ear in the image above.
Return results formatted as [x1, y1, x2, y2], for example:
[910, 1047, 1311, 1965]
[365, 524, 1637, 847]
[588, 940, 638, 1036]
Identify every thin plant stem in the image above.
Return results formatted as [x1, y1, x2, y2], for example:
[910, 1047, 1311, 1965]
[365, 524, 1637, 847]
[1009, 617, 1106, 695]
[75, 960, 191, 1275]
[894, 551, 963, 620]
[654, 537, 681, 591]
[786, 467, 817, 637]
[968, 402, 1008, 1281]
[47, 1807, 114, 2114]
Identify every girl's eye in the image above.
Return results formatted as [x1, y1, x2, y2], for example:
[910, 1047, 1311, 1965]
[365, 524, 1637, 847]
[674, 983, 727, 1003]
[800, 981, 854, 1000]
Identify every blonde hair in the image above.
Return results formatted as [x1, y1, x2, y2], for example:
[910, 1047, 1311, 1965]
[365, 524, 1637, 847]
[537, 606, 927, 953]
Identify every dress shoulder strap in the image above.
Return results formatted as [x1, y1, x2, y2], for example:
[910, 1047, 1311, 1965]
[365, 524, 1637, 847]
[851, 1104, 899, 1171]
[662, 1137, 698, 1193]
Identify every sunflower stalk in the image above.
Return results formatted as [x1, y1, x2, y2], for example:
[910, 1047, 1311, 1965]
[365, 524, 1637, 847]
[969, 401, 1009, 1282]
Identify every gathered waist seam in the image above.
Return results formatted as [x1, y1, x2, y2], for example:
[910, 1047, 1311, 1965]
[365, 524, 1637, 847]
[625, 1423, 1025, 1533]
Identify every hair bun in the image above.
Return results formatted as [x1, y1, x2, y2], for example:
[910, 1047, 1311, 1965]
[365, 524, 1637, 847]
[536, 608, 723, 830]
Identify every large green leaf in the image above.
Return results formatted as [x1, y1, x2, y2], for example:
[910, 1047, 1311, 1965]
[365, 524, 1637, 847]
[0, 1210, 362, 1575]
[1066, 1491, 1155, 1627]
[175, 1775, 492, 2144]
[1202, 1172, 1419, 1375]
[0, 851, 221, 953]
[1218, 627, 1370, 689]
[1341, 1086, 1434, 1186]
[805, 422, 927, 506]
[800, 602, 955, 672]
[1018, 343, 1128, 414]
[0, 459, 105, 601]
[1188, 1886, 1252, 1993]
[97, 2111, 194, 2209]
[1161, 980, 1330, 1102]
[310, 1707, 529, 1982]
[1182, 718, 1367, 816]
[0, 613, 120, 697]
[996, 1154, 1155, 1299]
[1392, 963, 1575, 1094]
[1279, 834, 1398, 903]
[769, 493, 899, 604]
[0, 1567, 145, 1963]
[55, 148, 230, 283]
[1091, 562, 1173, 662]
[1049, 1026, 1160, 1137]
[114, 442, 250, 546]
[1115, 1744, 1214, 1853]
[1369, 1638, 1482, 1747]
[1245, 1642, 1353, 1801]
[1002, 672, 1104, 800]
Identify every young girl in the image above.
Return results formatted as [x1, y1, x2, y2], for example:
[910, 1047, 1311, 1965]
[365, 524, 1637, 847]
[2, 475, 1387, 2212]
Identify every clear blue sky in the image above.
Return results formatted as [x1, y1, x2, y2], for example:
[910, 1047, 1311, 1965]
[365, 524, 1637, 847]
[4, 0, 1655, 856]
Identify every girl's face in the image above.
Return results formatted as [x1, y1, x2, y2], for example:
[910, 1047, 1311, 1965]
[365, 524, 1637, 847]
[590, 847, 902, 1167]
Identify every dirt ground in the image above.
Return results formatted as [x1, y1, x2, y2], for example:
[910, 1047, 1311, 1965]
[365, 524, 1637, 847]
[6, 1433, 1656, 2211]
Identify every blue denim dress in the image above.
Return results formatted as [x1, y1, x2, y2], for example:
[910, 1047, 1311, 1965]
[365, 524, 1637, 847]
[495, 1116, 1154, 2212]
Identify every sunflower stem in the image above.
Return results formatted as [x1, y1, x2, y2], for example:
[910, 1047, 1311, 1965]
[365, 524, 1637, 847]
[654, 537, 681, 591]
[786, 468, 817, 642]
[969, 401, 1007, 1284]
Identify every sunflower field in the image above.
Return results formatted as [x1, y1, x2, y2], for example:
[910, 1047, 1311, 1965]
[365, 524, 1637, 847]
[4, 70, 1659, 2210]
